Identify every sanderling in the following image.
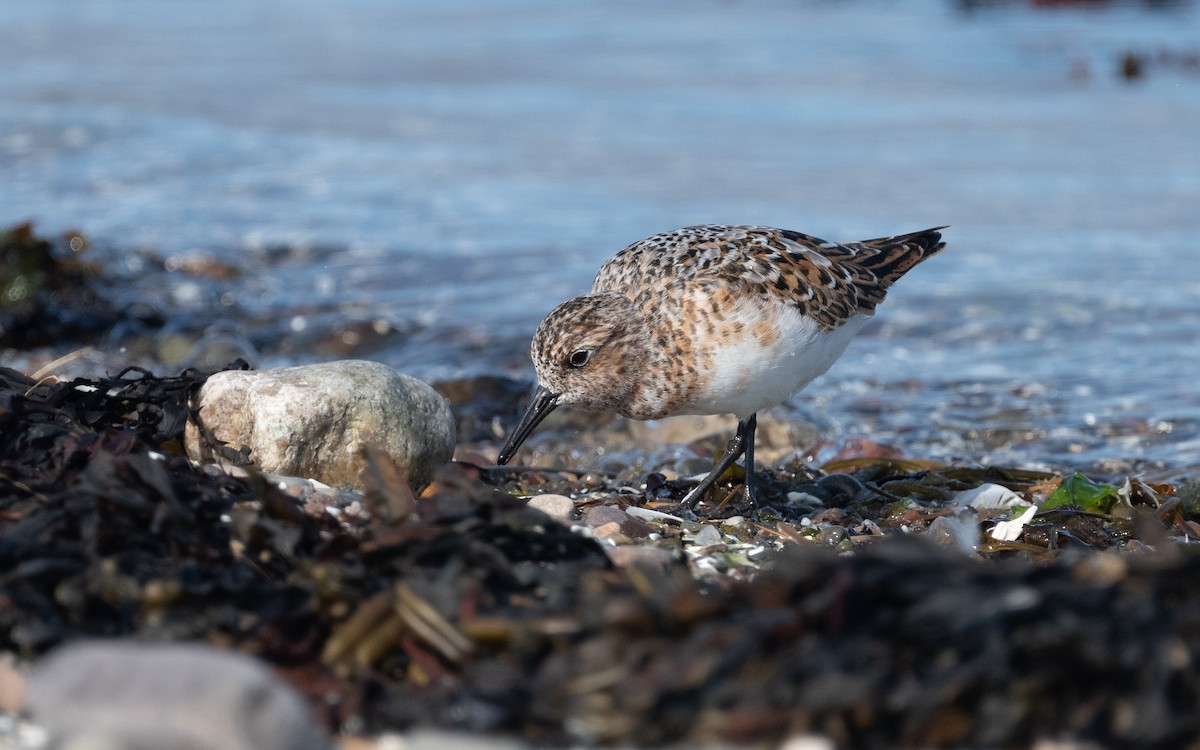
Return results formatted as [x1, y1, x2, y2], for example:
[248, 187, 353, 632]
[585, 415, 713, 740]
[497, 224, 946, 510]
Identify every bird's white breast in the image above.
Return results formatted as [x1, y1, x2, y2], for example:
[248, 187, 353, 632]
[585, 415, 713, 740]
[686, 299, 870, 419]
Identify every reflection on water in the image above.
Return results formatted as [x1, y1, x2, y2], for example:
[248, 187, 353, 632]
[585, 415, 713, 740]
[1, 0, 1197, 474]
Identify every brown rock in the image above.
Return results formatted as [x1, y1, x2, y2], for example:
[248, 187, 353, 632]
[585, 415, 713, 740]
[593, 521, 630, 542]
[584, 505, 651, 538]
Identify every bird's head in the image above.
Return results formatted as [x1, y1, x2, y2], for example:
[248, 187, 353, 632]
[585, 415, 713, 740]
[497, 292, 645, 465]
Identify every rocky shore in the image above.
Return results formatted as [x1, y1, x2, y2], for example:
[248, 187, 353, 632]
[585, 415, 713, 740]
[5, 223, 1200, 747]
[2, 354, 1200, 748]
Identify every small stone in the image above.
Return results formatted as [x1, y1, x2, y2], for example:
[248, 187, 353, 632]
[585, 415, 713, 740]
[584, 505, 629, 527]
[593, 521, 630, 542]
[607, 545, 679, 572]
[184, 360, 455, 491]
[0, 657, 23, 713]
[809, 507, 849, 525]
[620, 517, 653, 538]
[779, 735, 836, 750]
[25, 641, 331, 750]
[928, 514, 981, 555]
[819, 526, 847, 547]
[786, 490, 825, 507]
[527, 493, 575, 522]
[584, 505, 651, 538]
[689, 523, 723, 547]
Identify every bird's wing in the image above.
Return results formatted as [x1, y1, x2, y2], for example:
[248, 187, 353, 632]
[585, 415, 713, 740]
[593, 225, 945, 331]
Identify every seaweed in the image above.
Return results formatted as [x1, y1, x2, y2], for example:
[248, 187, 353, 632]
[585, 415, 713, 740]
[4, 363, 1200, 746]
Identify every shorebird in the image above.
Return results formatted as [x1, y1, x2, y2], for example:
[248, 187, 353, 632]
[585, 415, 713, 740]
[497, 225, 946, 509]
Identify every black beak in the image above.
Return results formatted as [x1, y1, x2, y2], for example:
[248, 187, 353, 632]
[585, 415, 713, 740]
[497, 385, 560, 465]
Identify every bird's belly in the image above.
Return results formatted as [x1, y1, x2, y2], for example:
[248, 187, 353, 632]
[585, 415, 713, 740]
[686, 307, 870, 419]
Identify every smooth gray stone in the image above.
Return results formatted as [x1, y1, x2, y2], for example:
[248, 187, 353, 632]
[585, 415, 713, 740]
[26, 641, 331, 750]
[185, 360, 455, 490]
[526, 493, 575, 523]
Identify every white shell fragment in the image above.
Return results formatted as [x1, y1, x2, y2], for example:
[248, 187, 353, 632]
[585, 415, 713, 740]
[955, 483, 1023, 510]
[989, 505, 1040, 542]
[626, 506, 686, 524]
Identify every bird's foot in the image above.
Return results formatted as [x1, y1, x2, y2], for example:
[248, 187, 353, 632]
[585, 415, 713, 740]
[677, 478, 757, 519]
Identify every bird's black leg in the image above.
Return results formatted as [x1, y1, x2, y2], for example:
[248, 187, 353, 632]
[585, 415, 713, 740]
[680, 414, 757, 510]
[742, 413, 758, 507]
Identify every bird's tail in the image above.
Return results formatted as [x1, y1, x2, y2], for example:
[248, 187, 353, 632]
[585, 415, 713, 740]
[853, 226, 947, 286]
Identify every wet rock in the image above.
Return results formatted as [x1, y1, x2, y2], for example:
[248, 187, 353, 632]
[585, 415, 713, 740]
[687, 523, 723, 548]
[25, 641, 332, 750]
[809, 508, 850, 526]
[185, 360, 455, 490]
[819, 526, 848, 547]
[593, 521, 629, 542]
[606, 545, 680, 572]
[584, 505, 651, 538]
[927, 514, 981, 554]
[816, 473, 872, 506]
[527, 493, 575, 523]
[584, 505, 628, 527]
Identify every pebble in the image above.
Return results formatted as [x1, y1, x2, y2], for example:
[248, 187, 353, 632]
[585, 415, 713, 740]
[24, 641, 331, 750]
[779, 735, 836, 750]
[526, 494, 575, 523]
[819, 526, 847, 547]
[583, 505, 651, 538]
[928, 514, 982, 555]
[786, 490, 825, 507]
[688, 524, 723, 548]
[606, 545, 679, 573]
[184, 360, 455, 491]
[592, 521, 630, 542]
[584, 505, 628, 527]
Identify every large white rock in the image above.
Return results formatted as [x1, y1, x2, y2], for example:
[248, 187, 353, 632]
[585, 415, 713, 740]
[184, 360, 455, 490]
[26, 641, 332, 750]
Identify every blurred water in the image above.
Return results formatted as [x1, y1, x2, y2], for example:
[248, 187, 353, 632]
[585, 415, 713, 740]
[2, 0, 1198, 474]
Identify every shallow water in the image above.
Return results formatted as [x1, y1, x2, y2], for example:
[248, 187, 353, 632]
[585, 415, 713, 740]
[2, 0, 1198, 474]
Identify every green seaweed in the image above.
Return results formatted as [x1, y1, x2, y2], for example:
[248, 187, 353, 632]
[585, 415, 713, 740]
[1043, 472, 1121, 513]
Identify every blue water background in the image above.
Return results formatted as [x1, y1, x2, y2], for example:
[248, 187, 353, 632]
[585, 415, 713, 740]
[2, 0, 1198, 472]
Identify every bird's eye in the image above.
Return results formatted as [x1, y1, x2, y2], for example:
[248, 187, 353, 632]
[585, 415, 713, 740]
[568, 349, 593, 368]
